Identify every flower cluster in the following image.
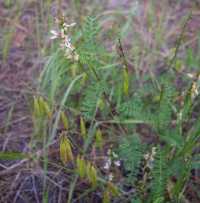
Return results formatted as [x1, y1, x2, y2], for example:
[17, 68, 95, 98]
[50, 16, 79, 61]
[144, 147, 156, 169]
[186, 73, 200, 100]
[103, 149, 121, 181]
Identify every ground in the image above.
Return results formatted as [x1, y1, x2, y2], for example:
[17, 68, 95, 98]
[0, 0, 200, 202]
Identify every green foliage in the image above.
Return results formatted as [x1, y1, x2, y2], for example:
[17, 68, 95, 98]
[119, 95, 145, 120]
[81, 81, 106, 119]
[38, 15, 200, 203]
[82, 16, 100, 51]
[39, 49, 71, 104]
[78, 16, 102, 70]
[155, 80, 175, 131]
[131, 198, 142, 203]
[150, 148, 168, 202]
[185, 48, 200, 70]
[118, 134, 144, 181]
[0, 152, 28, 160]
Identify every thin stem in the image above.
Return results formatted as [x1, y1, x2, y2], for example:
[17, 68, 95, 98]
[166, 12, 192, 74]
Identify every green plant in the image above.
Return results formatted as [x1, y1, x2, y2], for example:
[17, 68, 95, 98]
[34, 12, 200, 203]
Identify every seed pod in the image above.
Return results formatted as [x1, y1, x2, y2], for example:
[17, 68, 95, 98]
[86, 162, 97, 187]
[38, 97, 52, 118]
[81, 73, 88, 85]
[60, 133, 73, 164]
[97, 98, 104, 110]
[61, 111, 69, 130]
[175, 59, 183, 71]
[33, 96, 40, 116]
[38, 97, 46, 116]
[70, 64, 78, 77]
[107, 182, 119, 197]
[123, 69, 129, 96]
[76, 156, 86, 178]
[80, 117, 87, 138]
[103, 191, 110, 203]
[41, 98, 52, 119]
[95, 129, 103, 149]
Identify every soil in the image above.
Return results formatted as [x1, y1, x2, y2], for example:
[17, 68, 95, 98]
[0, 0, 200, 202]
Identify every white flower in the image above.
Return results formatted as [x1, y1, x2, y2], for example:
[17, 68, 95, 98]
[152, 147, 156, 156]
[144, 153, 150, 160]
[108, 173, 114, 181]
[187, 73, 195, 78]
[114, 160, 121, 167]
[51, 19, 78, 61]
[107, 149, 111, 155]
[64, 37, 74, 50]
[103, 157, 112, 170]
[191, 82, 199, 99]
[50, 30, 59, 40]
[63, 22, 76, 32]
[63, 22, 76, 28]
[178, 112, 182, 120]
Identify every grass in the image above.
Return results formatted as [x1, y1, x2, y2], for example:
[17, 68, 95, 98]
[1, 0, 200, 202]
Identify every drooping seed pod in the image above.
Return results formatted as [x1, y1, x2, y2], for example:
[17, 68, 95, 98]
[107, 182, 119, 197]
[103, 190, 110, 203]
[123, 68, 129, 96]
[60, 133, 73, 164]
[97, 98, 105, 110]
[95, 129, 103, 149]
[80, 117, 87, 138]
[70, 64, 78, 77]
[33, 96, 40, 117]
[39, 97, 52, 119]
[61, 111, 69, 130]
[81, 73, 88, 85]
[76, 156, 86, 178]
[86, 162, 97, 187]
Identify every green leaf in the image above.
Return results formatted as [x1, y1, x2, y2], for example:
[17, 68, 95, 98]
[0, 152, 28, 160]
[118, 134, 143, 181]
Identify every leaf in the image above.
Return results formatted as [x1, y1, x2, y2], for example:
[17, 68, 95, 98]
[151, 147, 168, 202]
[0, 152, 28, 160]
[81, 82, 105, 119]
[118, 134, 143, 181]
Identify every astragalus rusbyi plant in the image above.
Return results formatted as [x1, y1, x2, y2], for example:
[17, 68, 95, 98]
[33, 9, 200, 202]
[1, 2, 199, 202]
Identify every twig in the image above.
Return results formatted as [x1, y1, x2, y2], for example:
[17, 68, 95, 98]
[117, 38, 129, 71]
[32, 175, 40, 203]
[58, 0, 63, 18]
[167, 12, 192, 72]
[0, 159, 29, 176]
[13, 176, 29, 203]
[67, 175, 78, 203]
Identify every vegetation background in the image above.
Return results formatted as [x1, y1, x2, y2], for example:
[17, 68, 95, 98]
[0, 0, 200, 202]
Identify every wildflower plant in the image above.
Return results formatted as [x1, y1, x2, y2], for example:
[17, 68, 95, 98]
[35, 11, 200, 203]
